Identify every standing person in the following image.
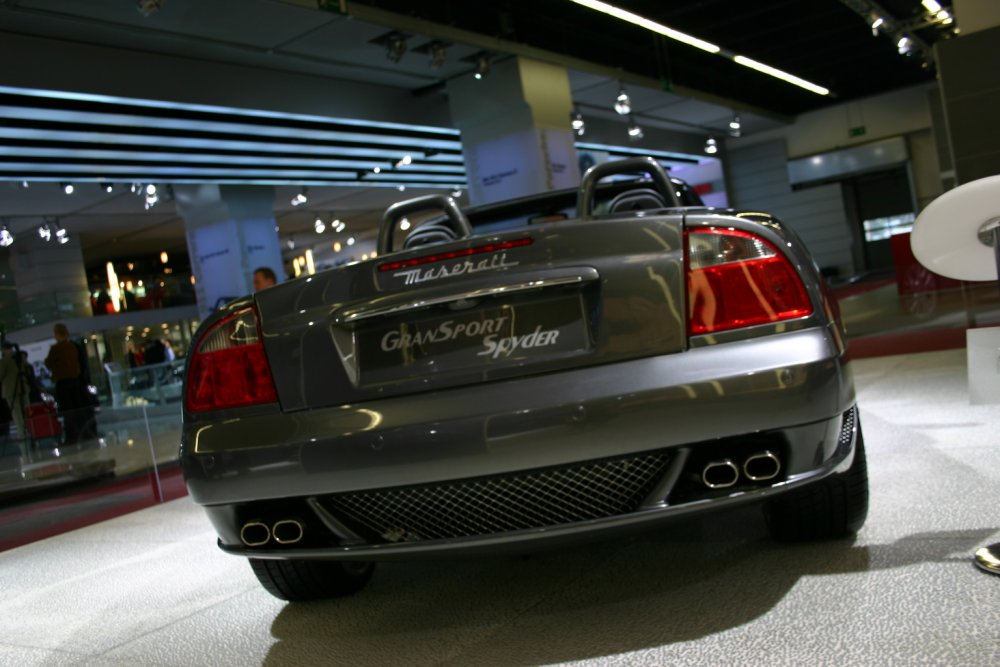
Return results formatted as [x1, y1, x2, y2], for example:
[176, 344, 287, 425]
[44, 323, 83, 444]
[18, 350, 43, 403]
[126, 341, 144, 368]
[143, 338, 166, 365]
[0, 341, 30, 449]
[74, 338, 99, 441]
[253, 266, 277, 292]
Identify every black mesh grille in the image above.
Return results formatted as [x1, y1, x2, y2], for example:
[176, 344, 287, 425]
[323, 452, 672, 544]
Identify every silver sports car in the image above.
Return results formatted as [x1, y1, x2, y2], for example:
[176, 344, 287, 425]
[181, 157, 868, 601]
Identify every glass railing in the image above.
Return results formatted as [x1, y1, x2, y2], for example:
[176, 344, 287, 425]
[834, 273, 1000, 355]
[3, 281, 198, 332]
[14, 290, 93, 329]
[0, 367, 185, 552]
[105, 359, 186, 408]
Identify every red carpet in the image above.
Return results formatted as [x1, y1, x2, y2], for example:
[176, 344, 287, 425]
[0, 465, 187, 553]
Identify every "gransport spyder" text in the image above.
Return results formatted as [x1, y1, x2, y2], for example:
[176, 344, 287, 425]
[477, 326, 561, 360]
[380, 316, 511, 352]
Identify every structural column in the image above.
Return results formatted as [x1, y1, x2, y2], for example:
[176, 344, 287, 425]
[174, 185, 284, 319]
[447, 57, 580, 206]
[935, 0, 1000, 184]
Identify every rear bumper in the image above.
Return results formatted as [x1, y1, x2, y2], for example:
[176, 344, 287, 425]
[182, 326, 856, 558]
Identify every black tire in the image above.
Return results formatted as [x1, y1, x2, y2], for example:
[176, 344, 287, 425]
[249, 558, 374, 602]
[764, 418, 869, 541]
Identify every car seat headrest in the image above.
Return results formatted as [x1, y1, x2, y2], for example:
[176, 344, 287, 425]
[402, 221, 459, 249]
[607, 188, 667, 213]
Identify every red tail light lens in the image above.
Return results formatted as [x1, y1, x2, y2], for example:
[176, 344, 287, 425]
[687, 228, 813, 335]
[185, 307, 278, 412]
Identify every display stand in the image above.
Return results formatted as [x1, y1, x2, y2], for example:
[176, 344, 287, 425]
[911, 174, 1000, 575]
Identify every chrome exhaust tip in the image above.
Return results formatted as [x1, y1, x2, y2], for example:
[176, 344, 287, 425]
[743, 451, 781, 481]
[272, 519, 305, 545]
[240, 520, 271, 547]
[702, 459, 739, 489]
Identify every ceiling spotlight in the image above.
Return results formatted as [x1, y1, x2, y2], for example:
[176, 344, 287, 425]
[614, 85, 632, 115]
[571, 109, 586, 136]
[921, 0, 942, 12]
[39, 223, 51, 241]
[451, 188, 463, 198]
[103, 183, 114, 193]
[314, 218, 326, 234]
[897, 35, 913, 55]
[144, 183, 159, 209]
[704, 136, 719, 154]
[395, 154, 413, 168]
[0, 224, 12, 248]
[385, 32, 407, 63]
[347, 236, 356, 246]
[429, 41, 448, 69]
[334, 220, 346, 233]
[627, 114, 643, 140]
[400, 218, 411, 231]
[474, 54, 491, 80]
[870, 14, 885, 36]
[729, 113, 742, 137]
[55, 223, 69, 244]
[20, 181, 29, 189]
[61, 182, 74, 195]
[373, 166, 382, 174]
[290, 188, 308, 206]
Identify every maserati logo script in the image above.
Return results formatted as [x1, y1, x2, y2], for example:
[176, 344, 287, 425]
[393, 253, 518, 285]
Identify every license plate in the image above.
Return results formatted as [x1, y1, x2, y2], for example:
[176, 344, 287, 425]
[357, 292, 590, 382]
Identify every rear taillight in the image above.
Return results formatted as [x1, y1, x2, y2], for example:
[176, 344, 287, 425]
[185, 306, 278, 412]
[687, 227, 813, 335]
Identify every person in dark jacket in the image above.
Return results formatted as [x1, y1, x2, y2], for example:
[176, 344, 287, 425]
[0, 341, 29, 446]
[19, 350, 43, 403]
[253, 266, 277, 292]
[44, 323, 83, 444]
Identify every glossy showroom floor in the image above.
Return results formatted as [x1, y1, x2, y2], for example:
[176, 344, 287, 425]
[1, 349, 998, 667]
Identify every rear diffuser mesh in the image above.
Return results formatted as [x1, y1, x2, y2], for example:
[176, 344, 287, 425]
[324, 452, 671, 544]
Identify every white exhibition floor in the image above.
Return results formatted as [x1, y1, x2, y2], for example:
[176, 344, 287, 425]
[1, 349, 998, 667]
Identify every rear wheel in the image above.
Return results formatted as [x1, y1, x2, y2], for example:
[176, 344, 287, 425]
[764, 420, 869, 541]
[249, 558, 374, 601]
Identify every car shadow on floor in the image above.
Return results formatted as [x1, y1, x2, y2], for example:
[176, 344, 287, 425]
[259, 505, 994, 667]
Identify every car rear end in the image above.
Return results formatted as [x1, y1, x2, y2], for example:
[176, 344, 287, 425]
[180, 165, 860, 569]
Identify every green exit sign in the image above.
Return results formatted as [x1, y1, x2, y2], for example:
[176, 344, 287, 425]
[849, 126, 867, 137]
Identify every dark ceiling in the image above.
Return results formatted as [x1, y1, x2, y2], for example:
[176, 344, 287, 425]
[357, 0, 953, 116]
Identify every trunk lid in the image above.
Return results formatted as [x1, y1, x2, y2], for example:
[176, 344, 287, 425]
[255, 214, 687, 411]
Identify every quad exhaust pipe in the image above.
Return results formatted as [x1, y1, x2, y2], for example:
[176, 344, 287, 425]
[272, 519, 305, 544]
[702, 459, 739, 489]
[240, 518, 305, 547]
[701, 451, 781, 489]
[743, 451, 781, 481]
[239, 521, 271, 547]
